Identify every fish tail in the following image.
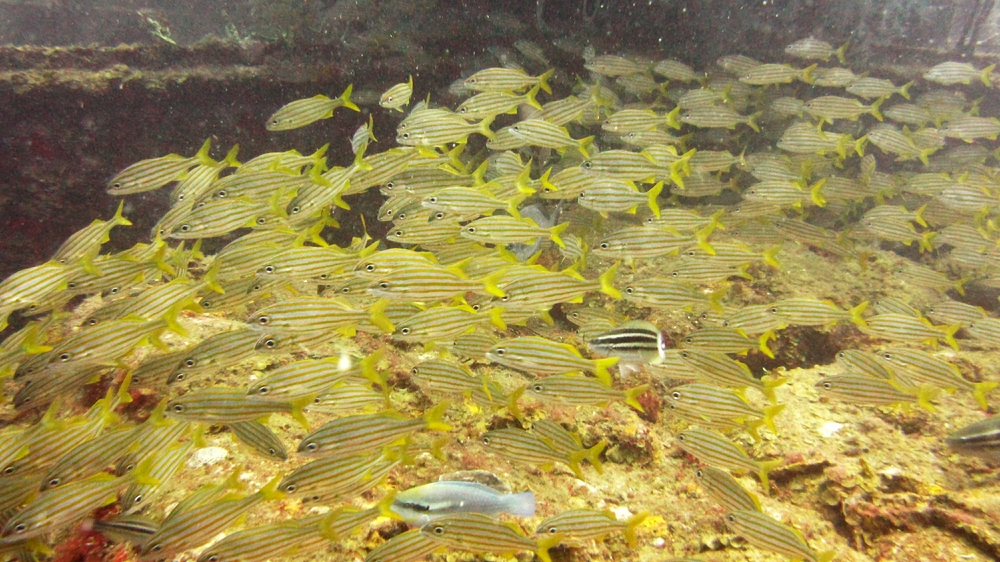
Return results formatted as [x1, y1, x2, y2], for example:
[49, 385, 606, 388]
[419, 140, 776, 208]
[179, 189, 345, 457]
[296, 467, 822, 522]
[359, 348, 387, 387]
[745, 419, 764, 444]
[747, 111, 762, 133]
[478, 114, 497, 141]
[870, 96, 884, 121]
[339, 83, 359, 112]
[955, 277, 966, 297]
[983, 64, 996, 87]
[758, 332, 775, 359]
[524, 83, 543, 110]
[593, 357, 619, 386]
[835, 41, 849, 64]
[940, 323, 961, 351]
[809, 178, 827, 207]
[201, 260, 225, 295]
[598, 262, 621, 299]
[899, 80, 914, 100]
[368, 297, 395, 333]
[623, 510, 650, 548]
[507, 384, 526, 422]
[761, 375, 787, 404]
[763, 403, 786, 435]
[695, 224, 718, 256]
[918, 148, 934, 167]
[757, 458, 782, 493]
[973, 381, 997, 410]
[289, 396, 313, 431]
[915, 384, 938, 412]
[548, 222, 569, 248]
[818, 551, 836, 562]
[505, 491, 537, 518]
[913, 203, 928, 227]
[489, 307, 507, 331]
[762, 245, 781, 268]
[577, 135, 595, 158]
[647, 181, 664, 218]
[800, 63, 817, 84]
[423, 401, 452, 432]
[848, 300, 869, 329]
[624, 384, 649, 412]
[258, 474, 286, 501]
[664, 106, 682, 130]
[194, 137, 214, 166]
[854, 136, 867, 158]
[918, 231, 937, 253]
[111, 199, 132, 227]
[708, 284, 728, 313]
[586, 438, 607, 473]
[482, 270, 507, 298]
[537, 68, 555, 94]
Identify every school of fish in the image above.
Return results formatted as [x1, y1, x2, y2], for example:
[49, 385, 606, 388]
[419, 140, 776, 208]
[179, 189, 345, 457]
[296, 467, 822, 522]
[2, 34, 1000, 561]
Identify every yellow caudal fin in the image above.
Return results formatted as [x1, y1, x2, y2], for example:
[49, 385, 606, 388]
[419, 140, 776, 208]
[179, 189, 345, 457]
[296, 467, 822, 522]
[835, 41, 849, 64]
[939, 323, 961, 351]
[747, 111, 762, 133]
[368, 298, 395, 333]
[761, 375, 787, 404]
[507, 384, 526, 423]
[757, 458, 782, 493]
[592, 357, 619, 386]
[869, 96, 884, 121]
[585, 439, 607, 474]
[973, 381, 998, 410]
[848, 300, 868, 329]
[624, 384, 649, 412]
[623, 511, 650, 548]
[339, 84, 359, 112]
[548, 222, 569, 248]
[762, 404, 785, 435]
[535, 532, 563, 562]
[537, 69, 555, 94]
[598, 262, 622, 299]
[809, 178, 827, 207]
[900, 80, 913, 100]
[647, 181, 664, 218]
[422, 401, 453, 432]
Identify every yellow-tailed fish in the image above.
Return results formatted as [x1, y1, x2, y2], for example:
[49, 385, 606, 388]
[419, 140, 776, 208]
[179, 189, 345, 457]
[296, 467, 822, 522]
[107, 138, 212, 194]
[266, 85, 359, 131]
[816, 373, 937, 412]
[380, 75, 413, 111]
[676, 428, 781, 492]
[486, 336, 618, 385]
[482, 427, 604, 480]
[724, 509, 835, 562]
[695, 466, 762, 512]
[297, 403, 450, 457]
[463, 67, 554, 93]
[535, 509, 648, 548]
[526, 374, 648, 411]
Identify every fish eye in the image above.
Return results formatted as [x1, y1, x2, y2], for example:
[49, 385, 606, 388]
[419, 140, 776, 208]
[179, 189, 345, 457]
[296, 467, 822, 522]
[133, 494, 143, 503]
[599, 243, 609, 249]
[202, 300, 214, 308]
[177, 194, 185, 201]
[185, 358, 196, 367]
[379, 282, 389, 289]
[494, 348, 505, 355]
[501, 295, 509, 302]
[467, 227, 476, 233]
[264, 265, 275, 273]
[319, 273, 329, 280]
[263, 338, 277, 349]
[284, 484, 296, 492]
[685, 337, 693, 343]
[340, 287, 350, 293]
[59, 352, 71, 361]
[433, 525, 445, 535]
[386, 95, 393, 102]
[583, 161, 592, 169]
[671, 391, 681, 400]
[180, 224, 191, 232]
[680, 351, 690, 358]
[67, 281, 76, 288]
[882, 352, 893, 360]
[384, 209, 393, 216]
[305, 442, 318, 451]
[822, 382, 832, 389]
[727, 513, 737, 522]
[547, 526, 558, 534]
[434, 212, 445, 220]
[291, 205, 301, 214]
[208, 556, 219, 562]
[770, 307, 778, 313]
[174, 373, 186, 381]
[468, 78, 476, 83]
[482, 436, 490, 445]
[87, 319, 98, 326]
[256, 217, 267, 225]
[471, 304, 481, 311]
[13, 523, 25, 533]
[460, 107, 467, 113]
[257, 386, 269, 395]
[366, 264, 376, 272]
[400, 327, 410, 335]
[386, 182, 395, 189]
[217, 190, 227, 197]
[2, 466, 15, 475]
[722, 321, 730, 327]
[268, 448, 277, 455]
[48, 477, 60, 487]
[113, 182, 121, 188]
[258, 316, 270, 325]
[172, 404, 184, 412]
[512, 125, 520, 132]
[109, 287, 119, 294]
[412, 367, 420, 375]
[151, 545, 163, 553]
[401, 133, 409, 139]
[394, 230, 403, 237]
[677, 434, 686, 441]
[533, 384, 543, 392]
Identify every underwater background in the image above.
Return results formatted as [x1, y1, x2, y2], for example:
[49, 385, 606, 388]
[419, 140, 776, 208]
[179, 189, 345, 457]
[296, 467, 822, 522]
[3, 1, 1000, 561]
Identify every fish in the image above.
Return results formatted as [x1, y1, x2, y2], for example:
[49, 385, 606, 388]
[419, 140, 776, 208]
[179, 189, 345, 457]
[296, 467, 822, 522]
[464, 68, 554, 93]
[390, 480, 535, 526]
[50, 201, 132, 275]
[725, 509, 835, 562]
[380, 75, 414, 111]
[535, 509, 648, 548]
[139, 476, 284, 559]
[667, 383, 785, 441]
[923, 62, 994, 86]
[486, 336, 619, 385]
[525, 374, 649, 411]
[297, 403, 451, 458]
[166, 388, 311, 428]
[229, 420, 288, 461]
[266, 85, 359, 131]
[945, 416, 1000, 461]
[482, 427, 605, 480]
[365, 529, 443, 562]
[676, 428, 781, 492]
[740, 63, 815, 85]
[785, 37, 848, 64]
[507, 119, 594, 157]
[876, 348, 996, 409]
[863, 313, 960, 350]
[587, 320, 666, 369]
[585, 55, 645, 77]
[194, 515, 329, 562]
[107, 139, 213, 194]
[247, 297, 393, 335]
[694, 466, 762, 512]
[420, 513, 560, 562]
[277, 451, 399, 503]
